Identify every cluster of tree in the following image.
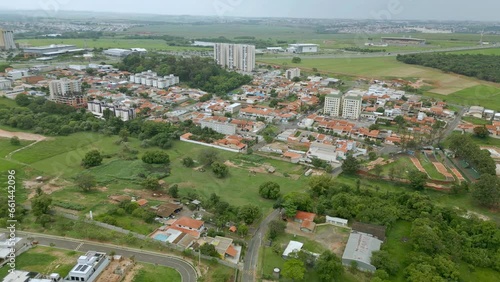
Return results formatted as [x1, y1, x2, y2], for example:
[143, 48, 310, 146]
[311, 157, 333, 173]
[341, 155, 360, 175]
[447, 134, 496, 175]
[274, 175, 500, 281]
[141, 150, 170, 165]
[344, 47, 387, 53]
[211, 162, 229, 178]
[117, 53, 252, 95]
[99, 200, 156, 225]
[188, 126, 224, 144]
[259, 182, 281, 200]
[397, 53, 500, 83]
[31, 188, 53, 227]
[81, 150, 103, 168]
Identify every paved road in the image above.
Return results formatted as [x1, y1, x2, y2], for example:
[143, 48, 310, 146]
[9, 231, 198, 282]
[242, 209, 280, 282]
[443, 106, 467, 139]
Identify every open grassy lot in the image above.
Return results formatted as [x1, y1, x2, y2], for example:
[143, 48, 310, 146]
[258, 56, 483, 95]
[0, 137, 34, 158]
[462, 116, 492, 125]
[0, 246, 79, 279]
[133, 263, 181, 282]
[425, 85, 500, 111]
[15, 38, 211, 52]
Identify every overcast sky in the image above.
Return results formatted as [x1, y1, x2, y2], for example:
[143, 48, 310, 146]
[2, 0, 499, 21]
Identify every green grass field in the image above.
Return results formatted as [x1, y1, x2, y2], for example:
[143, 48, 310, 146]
[449, 47, 500, 55]
[417, 153, 446, 181]
[0, 247, 79, 279]
[0, 137, 34, 158]
[16, 38, 211, 51]
[425, 85, 500, 111]
[462, 116, 492, 125]
[133, 263, 181, 282]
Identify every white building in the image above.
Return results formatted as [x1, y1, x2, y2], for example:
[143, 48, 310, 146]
[288, 44, 319, 53]
[201, 120, 237, 135]
[0, 79, 12, 90]
[326, 216, 348, 227]
[0, 29, 16, 50]
[23, 44, 76, 55]
[214, 43, 256, 72]
[225, 103, 242, 114]
[342, 93, 362, 120]
[49, 78, 82, 99]
[129, 70, 179, 89]
[285, 68, 301, 80]
[65, 251, 110, 282]
[324, 93, 342, 117]
[87, 101, 136, 121]
[7, 70, 29, 80]
[0, 233, 29, 263]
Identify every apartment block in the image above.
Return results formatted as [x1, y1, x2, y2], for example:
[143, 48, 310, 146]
[49, 78, 86, 107]
[214, 43, 255, 72]
[286, 68, 301, 80]
[129, 70, 179, 89]
[201, 120, 237, 135]
[0, 29, 16, 50]
[342, 94, 362, 120]
[323, 93, 342, 117]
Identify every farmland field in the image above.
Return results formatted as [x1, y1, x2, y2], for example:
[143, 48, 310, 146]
[425, 85, 500, 111]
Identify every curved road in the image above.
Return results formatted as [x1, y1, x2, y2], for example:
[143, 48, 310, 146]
[11, 231, 198, 282]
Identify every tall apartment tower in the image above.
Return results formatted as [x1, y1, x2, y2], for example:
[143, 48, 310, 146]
[214, 43, 255, 72]
[0, 29, 16, 50]
[49, 78, 86, 107]
[323, 93, 342, 117]
[342, 95, 362, 119]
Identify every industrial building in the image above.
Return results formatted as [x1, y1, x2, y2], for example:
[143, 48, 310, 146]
[87, 100, 136, 121]
[23, 44, 77, 55]
[285, 68, 301, 80]
[287, 44, 319, 53]
[103, 48, 133, 57]
[129, 70, 179, 89]
[214, 43, 256, 72]
[342, 231, 383, 272]
[0, 29, 16, 50]
[49, 78, 86, 108]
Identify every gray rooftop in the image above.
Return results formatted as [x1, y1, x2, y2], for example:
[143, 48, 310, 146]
[342, 232, 382, 266]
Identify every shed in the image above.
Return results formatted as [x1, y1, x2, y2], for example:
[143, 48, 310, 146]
[342, 232, 382, 272]
[326, 216, 348, 227]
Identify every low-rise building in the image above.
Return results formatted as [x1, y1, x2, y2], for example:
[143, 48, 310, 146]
[65, 251, 110, 282]
[282, 241, 303, 259]
[342, 232, 382, 272]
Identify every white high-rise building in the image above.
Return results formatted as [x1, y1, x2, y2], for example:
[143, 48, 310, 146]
[324, 93, 342, 117]
[286, 68, 301, 80]
[0, 29, 16, 50]
[342, 94, 362, 120]
[49, 78, 82, 99]
[214, 43, 255, 72]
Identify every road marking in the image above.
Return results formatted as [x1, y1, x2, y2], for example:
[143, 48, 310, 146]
[75, 242, 84, 251]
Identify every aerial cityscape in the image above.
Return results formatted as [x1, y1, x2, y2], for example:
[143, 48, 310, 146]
[1, 1, 500, 282]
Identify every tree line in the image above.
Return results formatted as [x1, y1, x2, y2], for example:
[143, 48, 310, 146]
[397, 53, 500, 83]
[117, 53, 252, 95]
[447, 134, 496, 175]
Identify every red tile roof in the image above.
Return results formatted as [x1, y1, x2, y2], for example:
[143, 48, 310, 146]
[174, 216, 204, 229]
[295, 211, 316, 222]
[226, 245, 238, 257]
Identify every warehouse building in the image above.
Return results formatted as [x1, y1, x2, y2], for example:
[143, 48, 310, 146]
[342, 231, 382, 272]
[287, 44, 319, 53]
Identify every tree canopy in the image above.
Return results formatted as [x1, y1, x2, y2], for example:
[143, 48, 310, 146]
[141, 150, 170, 165]
[81, 150, 103, 168]
[259, 182, 281, 200]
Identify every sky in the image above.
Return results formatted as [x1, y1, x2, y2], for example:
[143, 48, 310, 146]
[1, 0, 499, 22]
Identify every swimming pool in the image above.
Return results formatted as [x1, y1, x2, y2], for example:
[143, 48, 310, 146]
[154, 233, 169, 242]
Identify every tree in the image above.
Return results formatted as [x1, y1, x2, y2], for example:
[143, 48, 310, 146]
[31, 190, 52, 217]
[341, 155, 360, 175]
[282, 259, 306, 281]
[200, 243, 220, 258]
[81, 150, 103, 168]
[182, 157, 195, 168]
[472, 174, 500, 208]
[119, 129, 129, 142]
[371, 250, 399, 275]
[198, 149, 219, 166]
[388, 166, 396, 181]
[15, 94, 31, 107]
[368, 151, 378, 161]
[376, 107, 385, 113]
[237, 224, 249, 237]
[143, 177, 161, 191]
[373, 164, 383, 178]
[291, 57, 302, 64]
[238, 204, 261, 224]
[369, 124, 380, 131]
[211, 162, 229, 178]
[473, 126, 490, 139]
[408, 170, 427, 191]
[74, 173, 97, 192]
[10, 136, 20, 146]
[268, 220, 287, 240]
[308, 175, 335, 197]
[168, 184, 179, 198]
[292, 76, 301, 82]
[259, 182, 281, 199]
[141, 151, 170, 165]
[85, 68, 97, 75]
[283, 199, 298, 218]
[315, 250, 344, 282]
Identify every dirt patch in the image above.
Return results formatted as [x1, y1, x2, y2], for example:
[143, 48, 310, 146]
[0, 129, 47, 141]
[224, 160, 239, 168]
[24, 177, 72, 199]
[122, 188, 174, 202]
[96, 257, 136, 282]
[285, 222, 350, 256]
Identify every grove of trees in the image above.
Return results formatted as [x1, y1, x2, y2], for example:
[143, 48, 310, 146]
[141, 150, 170, 165]
[397, 53, 500, 83]
[258, 182, 281, 200]
[447, 134, 496, 175]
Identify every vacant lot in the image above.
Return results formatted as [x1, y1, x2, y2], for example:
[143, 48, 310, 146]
[425, 85, 500, 111]
[0, 246, 79, 279]
[132, 263, 181, 282]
